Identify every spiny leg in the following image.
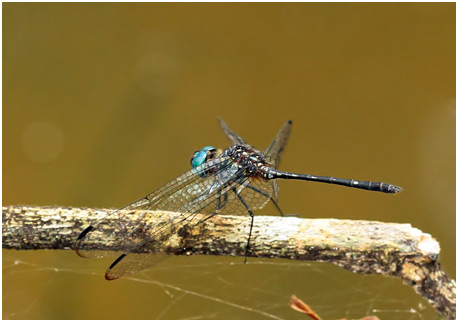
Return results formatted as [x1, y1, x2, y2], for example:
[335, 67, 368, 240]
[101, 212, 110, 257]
[188, 188, 229, 229]
[187, 175, 246, 229]
[230, 187, 255, 263]
[244, 184, 284, 216]
[215, 186, 229, 211]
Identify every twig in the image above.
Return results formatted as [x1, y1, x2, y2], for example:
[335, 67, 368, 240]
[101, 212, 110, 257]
[2, 205, 456, 319]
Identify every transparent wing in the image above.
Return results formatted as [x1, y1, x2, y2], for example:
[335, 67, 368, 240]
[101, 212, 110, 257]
[262, 120, 292, 201]
[218, 118, 252, 147]
[75, 156, 237, 259]
[263, 120, 292, 168]
[104, 171, 273, 280]
[234, 176, 273, 211]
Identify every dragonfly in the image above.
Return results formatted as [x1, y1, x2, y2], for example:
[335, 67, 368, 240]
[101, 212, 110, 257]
[76, 118, 402, 280]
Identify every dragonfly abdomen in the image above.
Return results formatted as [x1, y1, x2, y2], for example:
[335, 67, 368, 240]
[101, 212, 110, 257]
[269, 169, 402, 194]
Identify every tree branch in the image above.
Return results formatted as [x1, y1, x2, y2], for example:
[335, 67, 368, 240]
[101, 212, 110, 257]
[2, 205, 455, 319]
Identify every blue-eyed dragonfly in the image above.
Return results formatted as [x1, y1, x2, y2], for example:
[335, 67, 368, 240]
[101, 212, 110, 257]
[76, 118, 402, 280]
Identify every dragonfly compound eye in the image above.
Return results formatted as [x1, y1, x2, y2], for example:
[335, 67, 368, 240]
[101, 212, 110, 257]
[190, 151, 200, 166]
[191, 146, 217, 168]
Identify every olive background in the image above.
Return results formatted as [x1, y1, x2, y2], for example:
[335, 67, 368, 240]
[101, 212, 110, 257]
[3, 3, 455, 319]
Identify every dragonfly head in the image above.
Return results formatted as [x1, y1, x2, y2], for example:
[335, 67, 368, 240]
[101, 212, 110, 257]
[190, 146, 219, 168]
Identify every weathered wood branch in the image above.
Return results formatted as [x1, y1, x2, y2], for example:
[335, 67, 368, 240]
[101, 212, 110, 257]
[2, 205, 455, 319]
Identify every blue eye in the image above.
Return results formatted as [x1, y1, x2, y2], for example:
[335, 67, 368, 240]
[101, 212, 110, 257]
[191, 146, 216, 168]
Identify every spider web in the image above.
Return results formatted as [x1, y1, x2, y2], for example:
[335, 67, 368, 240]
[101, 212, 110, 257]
[3, 249, 439, 319]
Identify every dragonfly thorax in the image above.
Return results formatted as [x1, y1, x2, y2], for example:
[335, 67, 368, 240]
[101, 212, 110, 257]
[225, 145, 271, 177]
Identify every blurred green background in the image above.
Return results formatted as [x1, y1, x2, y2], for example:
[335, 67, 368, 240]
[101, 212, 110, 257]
[3, 3, 455, 319]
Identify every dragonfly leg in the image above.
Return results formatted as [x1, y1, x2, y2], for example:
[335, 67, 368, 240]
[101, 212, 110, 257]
[180, 186, 230, 232]
[269, 197, 284, 217]
[244, 184, 284, 216]
[215, 186, 229, 212]
[230, 187, 255, 263]
[245, 212, 254, 264]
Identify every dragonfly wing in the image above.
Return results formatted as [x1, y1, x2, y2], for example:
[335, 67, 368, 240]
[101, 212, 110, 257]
[218, 118, 250, 146]
[104, 170, 253, 280]
[105, 252, 169, 280]
[75, 200, 154, 259]
[75, 157, 237, 259]
[263, 120, 292, 201]
[234, 176, 273, 212]
[104, 169, 276, 280]
[263, 120, 292, 169]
